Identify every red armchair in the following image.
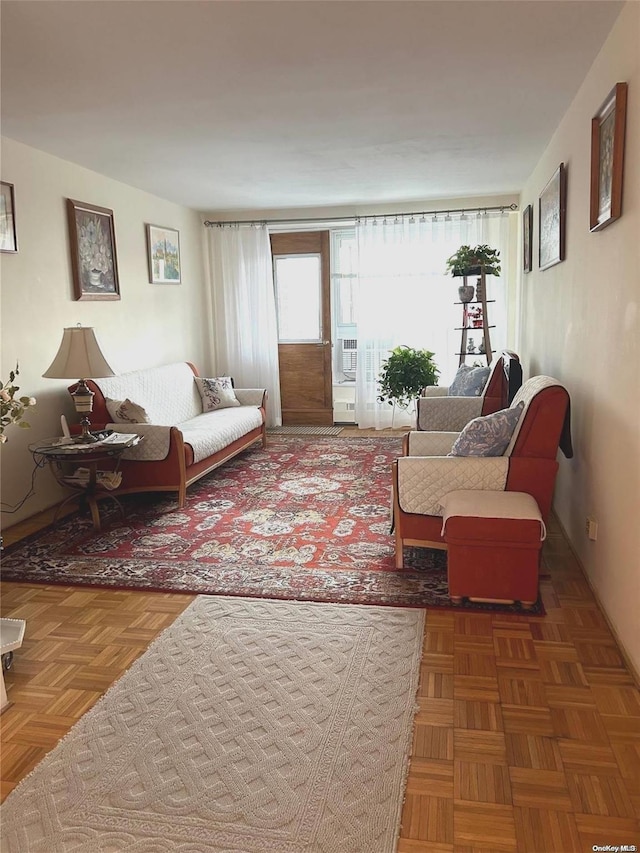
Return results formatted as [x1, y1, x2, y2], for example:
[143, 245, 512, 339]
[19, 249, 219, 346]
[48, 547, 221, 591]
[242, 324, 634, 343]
[392, 375, 572, 568]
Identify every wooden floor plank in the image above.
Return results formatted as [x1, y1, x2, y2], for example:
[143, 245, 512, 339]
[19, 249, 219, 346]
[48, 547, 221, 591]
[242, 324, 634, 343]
[514, 806, 582, 853]
[454, 760, 512, 804]
[1, 509, 639, 849]
[454, 802, 517, 851]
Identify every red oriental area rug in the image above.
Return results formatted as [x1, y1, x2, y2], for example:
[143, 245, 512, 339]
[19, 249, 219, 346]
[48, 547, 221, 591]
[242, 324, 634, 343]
[2, 436, 543, 613]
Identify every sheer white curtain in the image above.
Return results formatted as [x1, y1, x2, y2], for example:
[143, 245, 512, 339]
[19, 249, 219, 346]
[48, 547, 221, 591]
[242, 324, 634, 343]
[355, 213, 511, 429]
[205, 225, 282, 427]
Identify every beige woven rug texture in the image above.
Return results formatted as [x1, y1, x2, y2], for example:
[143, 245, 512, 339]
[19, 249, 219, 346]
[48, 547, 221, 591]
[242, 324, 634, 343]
[1, 595, 425, 853]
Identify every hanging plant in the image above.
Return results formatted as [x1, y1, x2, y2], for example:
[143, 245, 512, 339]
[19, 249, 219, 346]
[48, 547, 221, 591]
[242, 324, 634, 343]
[377, 346, 439, 410]
[445, 244, 501, 277]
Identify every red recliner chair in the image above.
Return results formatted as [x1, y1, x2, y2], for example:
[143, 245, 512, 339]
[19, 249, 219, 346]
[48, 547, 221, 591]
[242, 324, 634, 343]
[392, 375, 572, 569]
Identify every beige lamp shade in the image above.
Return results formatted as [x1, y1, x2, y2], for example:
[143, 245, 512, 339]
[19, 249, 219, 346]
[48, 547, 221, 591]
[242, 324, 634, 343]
[43, 326, 115, 379]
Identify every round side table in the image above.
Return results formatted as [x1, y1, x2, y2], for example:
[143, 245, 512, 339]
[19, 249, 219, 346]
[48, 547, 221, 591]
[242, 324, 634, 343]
[30, 435, 141, 531]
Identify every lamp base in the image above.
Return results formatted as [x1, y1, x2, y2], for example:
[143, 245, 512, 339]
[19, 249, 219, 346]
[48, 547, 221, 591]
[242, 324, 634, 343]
[77, 417, 100, 443]
[75, 433, 100, 444]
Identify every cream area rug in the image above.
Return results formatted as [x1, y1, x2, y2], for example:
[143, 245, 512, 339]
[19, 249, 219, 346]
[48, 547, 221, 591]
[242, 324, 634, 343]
[1, 596, 425, 852]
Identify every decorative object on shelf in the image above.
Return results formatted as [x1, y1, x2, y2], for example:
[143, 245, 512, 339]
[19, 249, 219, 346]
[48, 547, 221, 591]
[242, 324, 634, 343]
[469, 306, 483, 328]
[43, 325, 116, 443]
[458, 283, 474, 303]
[67, 198, 120, 300]
[538, 163, 566, 271]
[445, 244, 501, 277]
[0, 364, 36, 444]
[590, 82, 628, 232]
[0, 181, 18, 253]
[523, 204, 533, 273]
[146, 224, 181, 284]
[456, 272, 493, 367]
[377, 345, 439, 411]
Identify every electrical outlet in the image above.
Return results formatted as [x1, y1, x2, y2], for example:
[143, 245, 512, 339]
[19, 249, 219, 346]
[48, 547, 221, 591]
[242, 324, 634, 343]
[586, 517, 598, 541]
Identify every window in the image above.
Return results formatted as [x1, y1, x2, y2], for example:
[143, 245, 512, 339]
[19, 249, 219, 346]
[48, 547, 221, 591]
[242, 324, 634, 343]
[331, 230, 358, 382]
[273, 254, 322, 342]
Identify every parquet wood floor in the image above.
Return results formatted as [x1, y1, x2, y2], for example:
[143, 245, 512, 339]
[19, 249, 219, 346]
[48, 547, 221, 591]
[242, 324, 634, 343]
[2, 504, 639, 851]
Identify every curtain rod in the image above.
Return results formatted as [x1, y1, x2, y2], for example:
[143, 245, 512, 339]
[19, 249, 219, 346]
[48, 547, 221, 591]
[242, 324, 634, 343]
[203, 202, 518, 228]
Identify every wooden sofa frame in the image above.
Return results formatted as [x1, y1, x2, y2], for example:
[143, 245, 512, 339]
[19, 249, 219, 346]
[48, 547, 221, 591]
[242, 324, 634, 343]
[73, 363, 267, 508]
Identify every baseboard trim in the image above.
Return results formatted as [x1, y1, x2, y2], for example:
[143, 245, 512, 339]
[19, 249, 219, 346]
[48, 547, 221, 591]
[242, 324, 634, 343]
[552, 510, 640, 688]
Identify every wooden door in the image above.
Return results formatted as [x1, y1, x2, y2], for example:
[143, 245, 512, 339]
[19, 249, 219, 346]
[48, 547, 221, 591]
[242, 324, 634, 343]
[270, 231, 333, 425]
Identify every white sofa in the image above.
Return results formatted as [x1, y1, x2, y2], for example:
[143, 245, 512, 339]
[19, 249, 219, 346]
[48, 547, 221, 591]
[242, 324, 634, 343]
[76, 362, 267, 507]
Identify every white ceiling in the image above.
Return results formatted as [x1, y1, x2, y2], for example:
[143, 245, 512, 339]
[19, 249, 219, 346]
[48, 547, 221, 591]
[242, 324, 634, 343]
[0, 1, 624, 213]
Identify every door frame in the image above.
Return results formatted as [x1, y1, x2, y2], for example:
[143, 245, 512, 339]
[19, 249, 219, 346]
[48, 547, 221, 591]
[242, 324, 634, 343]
[270, 231, 333, 425]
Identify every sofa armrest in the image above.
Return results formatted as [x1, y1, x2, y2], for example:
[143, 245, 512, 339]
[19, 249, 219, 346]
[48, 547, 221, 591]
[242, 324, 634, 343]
[422, 386, 449, 397]
[417, 396, 483, 431]
[107, 423, 174, 460]
[234, 388, 267, 407]
[405, 431, 459, 457]
[395, 456, 509, 516]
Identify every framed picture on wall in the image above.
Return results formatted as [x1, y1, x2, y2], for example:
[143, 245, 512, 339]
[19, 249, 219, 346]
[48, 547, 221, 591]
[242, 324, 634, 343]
[523, 204, 533, 273]
[590, 82, 628, 232]
[538, 163, 566, 271]
[67, 199, 120, 300]
[146, 224, 181, 284]
[0, 181, 18, 253]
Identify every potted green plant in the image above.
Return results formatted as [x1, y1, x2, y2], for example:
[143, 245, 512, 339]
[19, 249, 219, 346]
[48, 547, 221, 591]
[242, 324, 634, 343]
[445, 244, 502, 278]
[377, 345, 439, 410]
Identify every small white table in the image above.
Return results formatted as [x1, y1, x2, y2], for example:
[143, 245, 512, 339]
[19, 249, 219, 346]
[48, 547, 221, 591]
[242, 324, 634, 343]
[1, 618, 26, 713]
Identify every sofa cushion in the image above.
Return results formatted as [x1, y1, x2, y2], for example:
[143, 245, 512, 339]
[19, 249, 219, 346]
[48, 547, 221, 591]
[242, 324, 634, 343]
[92, 363, 202, 424]
[180, 407, 264, 463]
[105, 398, 151, 424]
[449, 402, 524, 457]
[195, 376, 241, 412]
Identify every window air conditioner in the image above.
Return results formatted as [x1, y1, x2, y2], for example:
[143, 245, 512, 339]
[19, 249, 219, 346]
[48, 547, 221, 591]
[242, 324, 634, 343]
[338, 338, 357, 380]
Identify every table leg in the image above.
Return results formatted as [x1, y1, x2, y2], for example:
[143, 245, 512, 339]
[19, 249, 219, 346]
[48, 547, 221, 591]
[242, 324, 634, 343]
[86, 493, 125, 531]
[88, 497, 102, 531]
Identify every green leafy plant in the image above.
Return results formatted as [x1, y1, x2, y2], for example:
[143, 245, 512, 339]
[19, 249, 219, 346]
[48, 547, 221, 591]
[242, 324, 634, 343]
[0, 364, 36, 443]
[445, 244, 501, 277]
[377, 346, 439, 410]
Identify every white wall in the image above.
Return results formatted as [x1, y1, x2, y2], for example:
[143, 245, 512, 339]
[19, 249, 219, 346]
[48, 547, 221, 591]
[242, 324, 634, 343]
[518, 2, 639, 671]
[0, 138, 210, 527]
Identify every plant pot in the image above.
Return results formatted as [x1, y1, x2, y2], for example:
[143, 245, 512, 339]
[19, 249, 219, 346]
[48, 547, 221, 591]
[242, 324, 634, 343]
[458, 284, 475, 303]
[452, 264, 483, 277]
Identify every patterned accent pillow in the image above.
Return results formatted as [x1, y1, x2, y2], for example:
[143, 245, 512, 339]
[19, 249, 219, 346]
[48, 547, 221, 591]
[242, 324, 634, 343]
[449, 365, 491, 397]
[463, 365, 491, 396]
[105, 398, 151, 424]
[448, 401, 525, 457]
[448, 365, 473, 395]
[195, 376, 241, 412]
